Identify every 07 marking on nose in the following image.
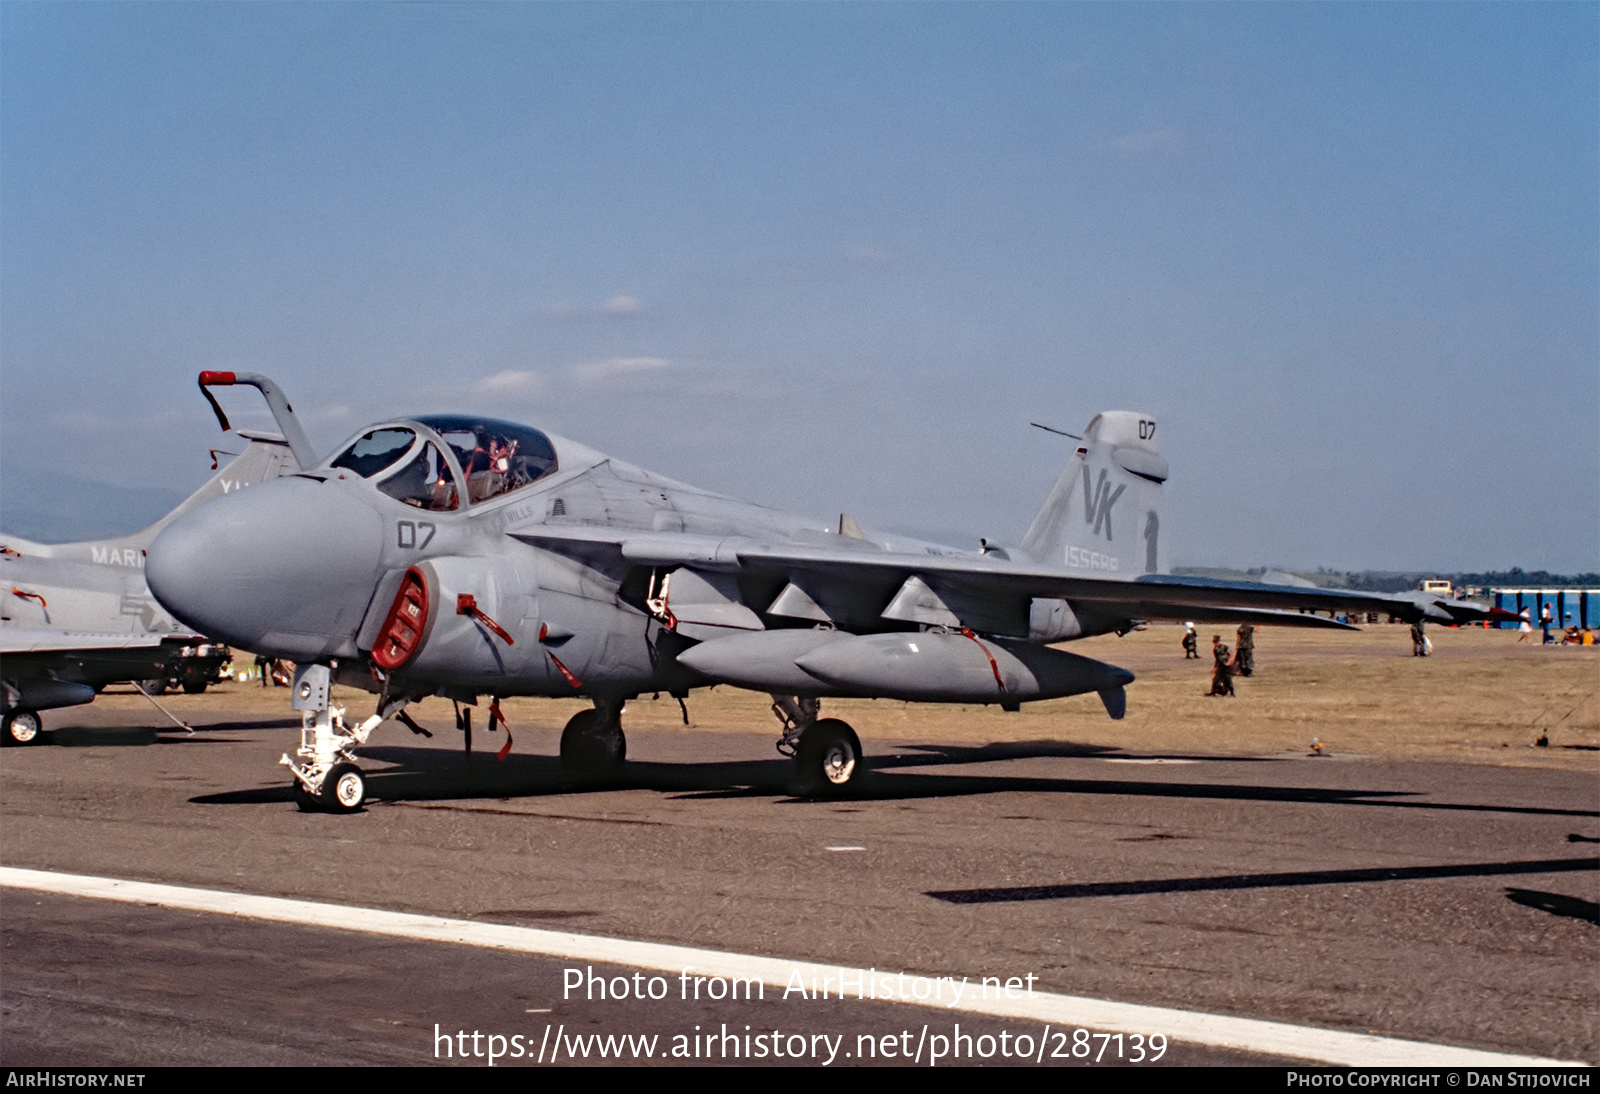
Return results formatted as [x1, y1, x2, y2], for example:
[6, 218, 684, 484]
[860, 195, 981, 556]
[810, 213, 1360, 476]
[397, 520, 436, 550]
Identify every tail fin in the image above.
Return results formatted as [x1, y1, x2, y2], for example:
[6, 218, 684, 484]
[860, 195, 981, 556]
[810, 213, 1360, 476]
[104, 428, 296, 547]
[4, 433, 299, 564]
[1020, 411, 1166, 575]
[135, 432, 298, 546]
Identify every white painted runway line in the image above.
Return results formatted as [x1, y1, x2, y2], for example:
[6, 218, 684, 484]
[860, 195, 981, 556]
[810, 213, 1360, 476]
[1, 866, 1583, 1067]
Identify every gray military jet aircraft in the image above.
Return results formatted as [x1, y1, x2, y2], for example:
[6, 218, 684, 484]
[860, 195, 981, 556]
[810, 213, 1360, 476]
[145, 372, 1504, 811]
[1, 431, 295, 744]
[1258, 570, 1513, 628]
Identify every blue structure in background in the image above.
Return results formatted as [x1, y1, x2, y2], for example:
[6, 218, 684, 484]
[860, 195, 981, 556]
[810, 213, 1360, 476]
[1492, 588, 1598, 630]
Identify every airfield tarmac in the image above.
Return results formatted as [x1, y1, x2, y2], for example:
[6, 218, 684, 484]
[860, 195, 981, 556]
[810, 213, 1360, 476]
[1, 625, 1596, 1066]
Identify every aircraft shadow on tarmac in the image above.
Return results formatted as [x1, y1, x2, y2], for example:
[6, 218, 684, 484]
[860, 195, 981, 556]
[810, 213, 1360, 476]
[1504, 887, 1600, 925]
[33, 718, 301, 748]
[868, 740, 1277, 769]
[925, 856, 1600, 905]
[188, 742, 1600, 823]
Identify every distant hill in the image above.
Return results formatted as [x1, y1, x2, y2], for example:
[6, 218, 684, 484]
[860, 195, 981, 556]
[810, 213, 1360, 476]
[0, 474, 186, 543]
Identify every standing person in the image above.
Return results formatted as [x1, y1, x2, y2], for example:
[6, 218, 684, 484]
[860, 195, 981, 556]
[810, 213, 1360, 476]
[1541, 602, 1553, 644]
[1517, 611, 1532, 643]
[1410, 620, 1428, 657]
[1209, 635, 1235, 696]
[1182, 622, 1198, 659]
[1235, 623, 1256, 677]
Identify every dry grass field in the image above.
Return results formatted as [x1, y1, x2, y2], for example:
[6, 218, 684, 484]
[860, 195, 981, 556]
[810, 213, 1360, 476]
[93, 623, 1598, 771]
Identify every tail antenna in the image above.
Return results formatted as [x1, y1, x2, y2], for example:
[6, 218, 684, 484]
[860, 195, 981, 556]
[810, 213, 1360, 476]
[1030, 421, 1083, 440]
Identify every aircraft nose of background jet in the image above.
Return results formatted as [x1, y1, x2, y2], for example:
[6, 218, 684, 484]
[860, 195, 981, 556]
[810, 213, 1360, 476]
[147, 476, 387, 661]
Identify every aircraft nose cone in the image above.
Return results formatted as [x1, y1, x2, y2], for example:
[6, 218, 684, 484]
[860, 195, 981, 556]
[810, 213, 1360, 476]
[147, 477, 387, 661]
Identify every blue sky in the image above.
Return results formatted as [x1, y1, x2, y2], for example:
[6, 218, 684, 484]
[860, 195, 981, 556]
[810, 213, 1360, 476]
[3, 3, 1595, 571]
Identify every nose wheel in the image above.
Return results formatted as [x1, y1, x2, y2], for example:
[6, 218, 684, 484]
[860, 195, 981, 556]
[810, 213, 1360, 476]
[296, 762, 367, 813]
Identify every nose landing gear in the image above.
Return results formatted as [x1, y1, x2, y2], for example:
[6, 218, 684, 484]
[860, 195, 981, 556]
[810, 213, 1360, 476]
[282, 664, 398, 813]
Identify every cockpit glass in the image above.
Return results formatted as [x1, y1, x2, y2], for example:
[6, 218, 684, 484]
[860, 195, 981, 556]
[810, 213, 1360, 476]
[375, 442, 459, 512]
[412, 416, 558, 504]
[330, 428, 417, 478]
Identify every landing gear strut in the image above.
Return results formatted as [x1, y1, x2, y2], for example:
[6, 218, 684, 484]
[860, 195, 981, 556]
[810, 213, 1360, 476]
[281, 664, 401, 813]
[560, 698, 626, 774]
[771, 695, 863, 796]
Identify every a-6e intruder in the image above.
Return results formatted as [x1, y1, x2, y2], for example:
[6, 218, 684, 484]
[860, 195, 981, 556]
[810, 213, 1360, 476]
[145, 372, 1504, 812]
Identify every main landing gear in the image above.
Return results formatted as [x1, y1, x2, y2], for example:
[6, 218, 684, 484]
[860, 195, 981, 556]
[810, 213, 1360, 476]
[560, 698, 626, 775]
[772, 695, 863, 796]
[3, 710, 41, 747]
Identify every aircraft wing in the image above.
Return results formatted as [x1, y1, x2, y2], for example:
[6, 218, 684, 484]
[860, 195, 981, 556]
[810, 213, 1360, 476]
[1, 628, 169, 654]
[510, 529, 1482, 635]
[0, 628, 203, 713]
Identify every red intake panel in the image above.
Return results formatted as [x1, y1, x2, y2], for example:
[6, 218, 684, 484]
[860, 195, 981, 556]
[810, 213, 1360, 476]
[371, 567, 430, 670]
[198, 370, 237, 386]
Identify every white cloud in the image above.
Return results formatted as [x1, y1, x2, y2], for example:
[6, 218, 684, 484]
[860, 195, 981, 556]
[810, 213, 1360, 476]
[474, 369, 542, 396]
[545, 294, 643, 318]
[572, 356, 670, 382]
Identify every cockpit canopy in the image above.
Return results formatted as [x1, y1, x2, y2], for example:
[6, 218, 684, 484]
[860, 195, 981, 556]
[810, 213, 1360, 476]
[325, 416, 559, 511]
[414, 416, 558, 503]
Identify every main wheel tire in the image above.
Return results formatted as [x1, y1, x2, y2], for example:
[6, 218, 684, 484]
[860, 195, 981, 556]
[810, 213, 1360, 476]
[3, 711, 41, 747]
[293, 779, 319, 812]
[139, 679, 168, 696]
[319, 763, 367, 813]
[560, 709, 626, 774]
[182, 680, 208, 695]
[792, 718, 862, 796]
